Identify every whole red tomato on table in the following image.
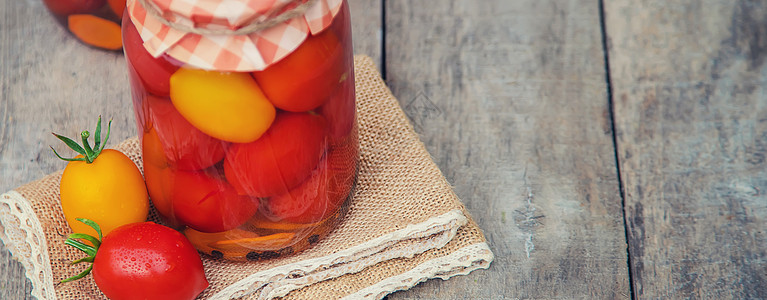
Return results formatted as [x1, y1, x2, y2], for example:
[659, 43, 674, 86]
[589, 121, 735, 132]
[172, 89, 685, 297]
[63, 219, 208, 300]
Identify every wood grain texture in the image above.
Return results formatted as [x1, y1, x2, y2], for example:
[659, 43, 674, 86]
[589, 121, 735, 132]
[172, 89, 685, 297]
[348, 0, 382, 69]
[384, 0, 629, 298]
[604, 1, 767, 298]
[0, 0, 382, 299]
[1, 1, 135, 299]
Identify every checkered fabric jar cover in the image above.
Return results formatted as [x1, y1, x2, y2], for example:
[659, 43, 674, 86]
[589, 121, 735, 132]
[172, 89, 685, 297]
[126, 0, 342, 71]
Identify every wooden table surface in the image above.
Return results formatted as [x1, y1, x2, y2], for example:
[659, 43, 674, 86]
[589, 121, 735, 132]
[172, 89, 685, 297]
[2, 0, 766, 299]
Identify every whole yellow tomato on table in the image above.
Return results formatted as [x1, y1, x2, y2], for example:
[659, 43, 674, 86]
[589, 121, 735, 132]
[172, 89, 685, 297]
[52, 117, 149, 238]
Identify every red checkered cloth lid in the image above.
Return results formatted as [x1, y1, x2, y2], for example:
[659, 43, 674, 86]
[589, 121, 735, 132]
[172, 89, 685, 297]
[126, 0, 342, 71]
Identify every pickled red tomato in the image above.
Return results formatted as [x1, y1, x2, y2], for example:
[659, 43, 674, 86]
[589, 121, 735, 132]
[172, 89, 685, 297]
[261, 164, 328, 224]
[224, 112, 328, 197]
[251, 29, 346, 112]
[122, 17, 179, 97]
[43, 0, 105, 16]
[263, 146, 356, 224]
[141, 128, 171, 214]
[141, 129, 180, 225]
[317, 72, 355, 143]
[107, 0, 124, 16]
[171, 170, 258, 233]
[170, 69, 276, 143]
[146, 95, 226, 170]
[142, 157, 175, 221]
[141, 126, 167, 168]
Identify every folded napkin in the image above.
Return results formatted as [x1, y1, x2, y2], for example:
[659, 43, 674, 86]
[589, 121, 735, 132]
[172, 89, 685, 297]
[0, 56, 493, 299]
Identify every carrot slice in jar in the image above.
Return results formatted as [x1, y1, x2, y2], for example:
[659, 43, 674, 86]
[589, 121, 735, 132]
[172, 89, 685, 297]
[210, 233, 295, 250]
[184, 228, 294, 251]
[67, 14, 122, 50]
[247, 216, 329, 231]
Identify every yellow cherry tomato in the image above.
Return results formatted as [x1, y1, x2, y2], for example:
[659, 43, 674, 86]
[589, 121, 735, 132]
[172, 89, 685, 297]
[53, 117, 149, 238]
[60, 150, 149, 237]
[169, 68, 276, 143]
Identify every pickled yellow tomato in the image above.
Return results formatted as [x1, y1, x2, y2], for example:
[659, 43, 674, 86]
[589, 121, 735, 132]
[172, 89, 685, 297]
[169, 68, 276, 143]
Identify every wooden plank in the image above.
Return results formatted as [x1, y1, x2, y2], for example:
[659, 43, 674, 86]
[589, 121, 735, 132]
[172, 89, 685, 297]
[0, 2, 33, 298]
[604, 1, 767, 298]
[0, 0, 382, 299]
[349, 0, 382, 69]
[0, 1, 137, 299]
[384, 0, 629, 298]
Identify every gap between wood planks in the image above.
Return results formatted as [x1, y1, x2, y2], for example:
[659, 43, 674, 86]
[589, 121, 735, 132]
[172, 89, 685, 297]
[598, 0, 635, 300]
[380, 0, 387, 80]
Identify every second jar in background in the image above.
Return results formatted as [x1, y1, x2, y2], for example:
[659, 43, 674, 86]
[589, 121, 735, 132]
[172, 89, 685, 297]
[43, 0, 124, 50]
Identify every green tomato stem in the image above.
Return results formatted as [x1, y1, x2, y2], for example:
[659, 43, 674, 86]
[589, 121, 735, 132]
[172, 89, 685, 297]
[93, 118, 102, 152]
[60, 218, 104, 284]
[60, 265, 93, 283]
[52, 134, 87, 157]
[75, 218, 103, 240]
[100, 118, 112, 154]
[67, 233, 101, 249]
[70, 256, 95, 264]
[81, 131, 95, 163]
[51, 116, 112, 164]
[64, 239, 96, 257]
[50, 147, 86, 162]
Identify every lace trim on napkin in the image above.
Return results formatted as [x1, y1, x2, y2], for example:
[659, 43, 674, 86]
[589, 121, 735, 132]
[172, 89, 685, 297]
[212, 209, 468, 299]
[1, 190, 473, 300]
[0, 190, 56, 300]
[343, 242, 494, 299]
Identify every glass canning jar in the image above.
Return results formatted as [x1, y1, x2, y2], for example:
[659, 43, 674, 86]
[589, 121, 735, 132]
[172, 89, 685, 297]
[42, 0, 125, 50]
[122, 0, 357, 261]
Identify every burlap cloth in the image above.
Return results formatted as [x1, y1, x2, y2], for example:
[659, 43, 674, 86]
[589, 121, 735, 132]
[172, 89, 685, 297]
[0, 56, 493, 300]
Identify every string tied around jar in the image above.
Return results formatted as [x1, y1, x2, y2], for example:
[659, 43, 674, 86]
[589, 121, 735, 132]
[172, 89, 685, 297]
[136, 0, 319, 36]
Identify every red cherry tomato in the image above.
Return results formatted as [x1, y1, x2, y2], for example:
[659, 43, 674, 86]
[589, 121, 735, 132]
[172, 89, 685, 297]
[263, 144, 356, 223]
[171, 169, 259, 233]
[122, 16, 179, 97]
[146, 95, 227, 170]
[91, 222, 208, 300]
[251, 29, 347, 112]
[43, 0, 105, 16]
[224, 112, 328, 197]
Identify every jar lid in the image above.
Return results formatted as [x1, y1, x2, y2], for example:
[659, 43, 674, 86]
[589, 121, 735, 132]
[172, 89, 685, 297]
[127, 0, 342, 71]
